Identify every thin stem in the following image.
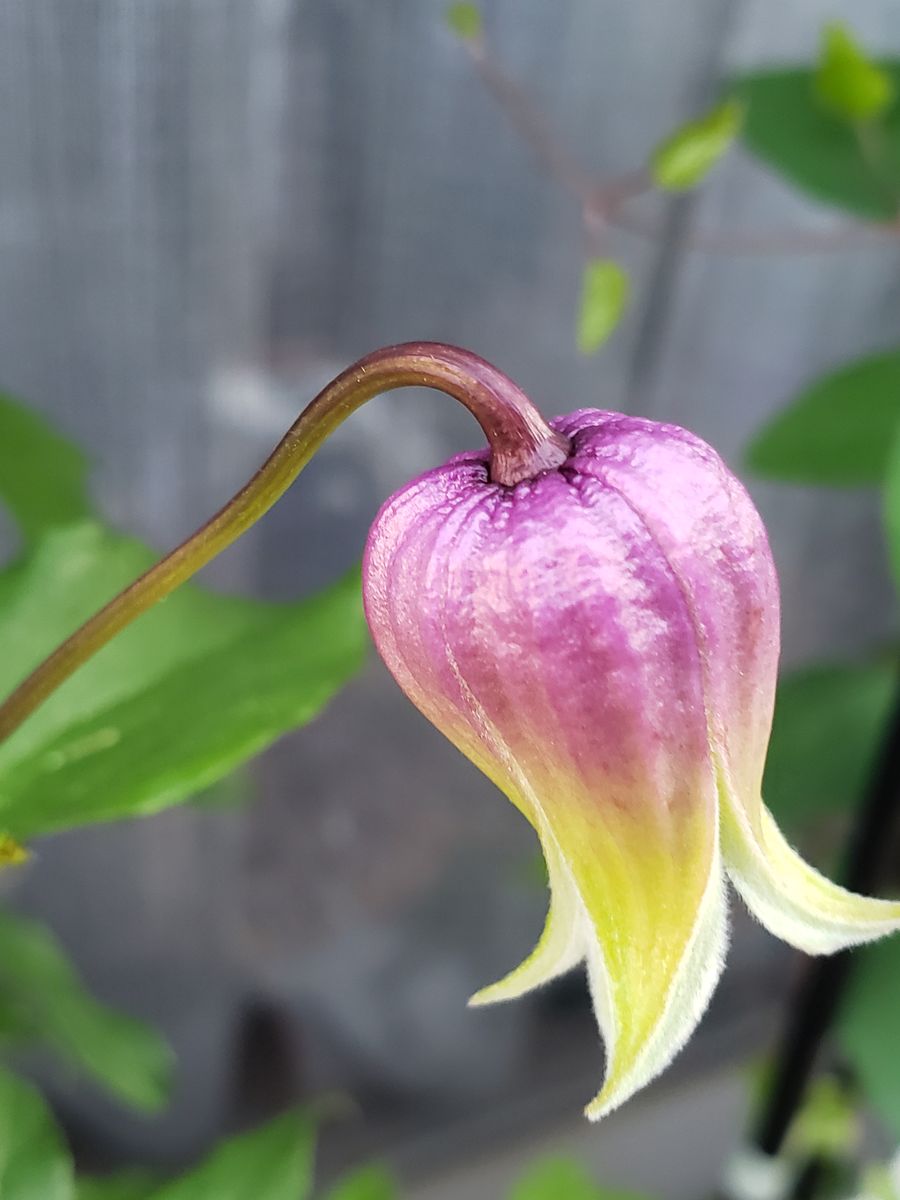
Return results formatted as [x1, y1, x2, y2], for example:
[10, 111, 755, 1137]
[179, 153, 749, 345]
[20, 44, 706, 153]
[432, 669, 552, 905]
[0, 342, 568, 746]
[462, 34, 900, 257]
[751, 670, 900, 1162]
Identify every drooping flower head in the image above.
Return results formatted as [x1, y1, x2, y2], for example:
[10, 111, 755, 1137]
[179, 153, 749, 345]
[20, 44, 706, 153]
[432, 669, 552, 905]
[363, 404, 900, 1119]
[2, 343, 898, 1120]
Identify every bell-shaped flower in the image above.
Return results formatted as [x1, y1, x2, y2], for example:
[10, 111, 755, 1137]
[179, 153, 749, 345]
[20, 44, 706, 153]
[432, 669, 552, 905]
[363, 407, 900, 1120]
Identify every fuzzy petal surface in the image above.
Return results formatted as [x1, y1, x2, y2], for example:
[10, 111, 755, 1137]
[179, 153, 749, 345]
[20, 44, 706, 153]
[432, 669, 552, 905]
[363, 420, 725, 1116]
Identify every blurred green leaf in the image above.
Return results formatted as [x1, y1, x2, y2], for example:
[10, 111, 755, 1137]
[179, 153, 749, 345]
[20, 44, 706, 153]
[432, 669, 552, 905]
[839, 937, 900, 1138]
[734, 65, 900, 218]
[577, 261, 630, 354]
[0, 911, 173, 1111]
[325, 1165, 398, 1200]
[148, 1109, 317, 1200]
[508, 1157, 648, 1200]
[745, 350, 900, 485]
[0, 395, 92, 546]
[815, 23, 896, 124]
[763, 659, 894, 830]
[0, 522, 367, 839]
[445, 4, 481, 40]
[860, 1164, 900, 1200]
[0, 832, 28, 866]
[881, 426, 900, 591]
[786, 1075, 859, 1159]
[76, 1172, 160, 1200]
[651, 98, 744, 191]
[0, 1068, 74, 1200]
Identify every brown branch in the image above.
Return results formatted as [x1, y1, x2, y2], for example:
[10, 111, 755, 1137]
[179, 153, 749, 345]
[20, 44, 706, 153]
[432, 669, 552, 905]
[462, 33, 900, 257]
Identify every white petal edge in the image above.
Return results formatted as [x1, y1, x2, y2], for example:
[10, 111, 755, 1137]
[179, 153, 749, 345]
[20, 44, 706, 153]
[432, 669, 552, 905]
[469, 827, 585, 1005]
[720, 766, 900, 955]
[584, 842, 729, 1121]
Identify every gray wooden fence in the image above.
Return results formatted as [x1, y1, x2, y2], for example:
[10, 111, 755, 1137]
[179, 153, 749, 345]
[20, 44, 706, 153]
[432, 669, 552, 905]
[2, 0, 899, 1187]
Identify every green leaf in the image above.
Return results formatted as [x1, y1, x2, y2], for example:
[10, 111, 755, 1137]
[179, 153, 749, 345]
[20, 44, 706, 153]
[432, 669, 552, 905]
[0, 394, 92, 545]
[325, 1165, 398, 1200]
[0, 522, 368, 839]
[763, 659, 894, 830]
[785, 1075, 859, 1158]
[881, 425, 900, 591]
[734, 65, 900, 218]
[651, 99, 744, 191]
[0, 832, 28, 866]
[576, 261, 630, 354]
[148, 1110, 317, 1200]
[508, 1157, 648, 1200]
[839, 936, 900, 1137]
[445, 4, 481, 40]
[0, 1068, 75, 1200]
[76, 1172, 160, 1200]
[0, 911, 173, 1111]
[815, 23, 896, 124]
[745, 350, 900, 485]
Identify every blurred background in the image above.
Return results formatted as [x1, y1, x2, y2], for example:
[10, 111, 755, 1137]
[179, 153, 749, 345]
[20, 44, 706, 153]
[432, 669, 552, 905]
[2, 1, 900, 1196]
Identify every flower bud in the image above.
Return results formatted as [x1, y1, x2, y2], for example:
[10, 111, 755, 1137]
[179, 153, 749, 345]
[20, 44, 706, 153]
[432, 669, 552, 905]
[363, 408, 900, 1119]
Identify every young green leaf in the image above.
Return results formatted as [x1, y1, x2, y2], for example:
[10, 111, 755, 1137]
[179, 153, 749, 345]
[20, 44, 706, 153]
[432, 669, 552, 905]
[745, 350, 900, 485]
[0, 832, 28, 865]
[0, 1069, 75, 1200]
[148, 1109, 317, 1200]
[651, 99, 744, 191]
[815, 23, 896, 124]
[0, 394, 92, 545]
[77, 1171, 161, 1200]
[0, 523, 367, 839]
[839, 937, 900, 1137]
[0, 912, 173, 1111]
[508, 1157, 648, 1200]
[445, 4, 482, 41]
[576, 261, 630, 354]
[325, 1164, 398, 1200]
[785, 1076, 859, 1159]
[734, 66, 900, 219]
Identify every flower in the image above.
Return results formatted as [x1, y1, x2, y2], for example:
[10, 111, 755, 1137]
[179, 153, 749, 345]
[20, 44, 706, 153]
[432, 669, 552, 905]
[362, 407, 900, 1120]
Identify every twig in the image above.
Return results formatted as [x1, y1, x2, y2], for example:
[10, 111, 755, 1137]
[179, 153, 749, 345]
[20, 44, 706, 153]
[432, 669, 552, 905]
[462, 33, 900, 257]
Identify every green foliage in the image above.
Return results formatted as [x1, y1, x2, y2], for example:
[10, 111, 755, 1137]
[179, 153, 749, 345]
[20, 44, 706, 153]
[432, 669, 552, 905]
[745, 350, 900, 485]
[815, 23, 896, 124]
[76, 1172, 160, 1200]
[763, 659, 893, 830]
[0, 393, 368, 843]
[651, 99, 744, 191]
[734, 65, 900, 218]
[785, 1076, 859, 1159]
[325, 1164, 398, 1200]
[881, 426, 900, 590]
[2, 1079, 318, 1200]
[0, 395, 92, 546]
[445, 3, 482, 41]
[508, 1157, 648, 1200]
[0, 911, 172, 1110]
[576, 261, 630, 354]
[149, 1110, 317, 1200]
[0, 1068, 74, 1200]
[839, 936, 900, 1138]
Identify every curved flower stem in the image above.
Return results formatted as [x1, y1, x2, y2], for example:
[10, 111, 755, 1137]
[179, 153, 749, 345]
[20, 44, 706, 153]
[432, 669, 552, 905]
[0, 341, 568, 746]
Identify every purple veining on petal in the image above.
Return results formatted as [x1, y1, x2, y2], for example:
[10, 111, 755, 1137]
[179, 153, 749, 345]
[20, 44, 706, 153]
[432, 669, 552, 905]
[362, 411, 732, 829]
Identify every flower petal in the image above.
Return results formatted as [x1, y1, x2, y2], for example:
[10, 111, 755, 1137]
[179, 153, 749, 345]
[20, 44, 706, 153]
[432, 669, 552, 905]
[470, 828, 584, 1004]
[363, 442, 725, 1114]
[721, 771, 900, 954]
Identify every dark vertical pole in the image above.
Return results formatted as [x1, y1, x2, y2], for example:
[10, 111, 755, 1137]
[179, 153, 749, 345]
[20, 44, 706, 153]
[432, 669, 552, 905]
[752, 678, 900, 1161]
